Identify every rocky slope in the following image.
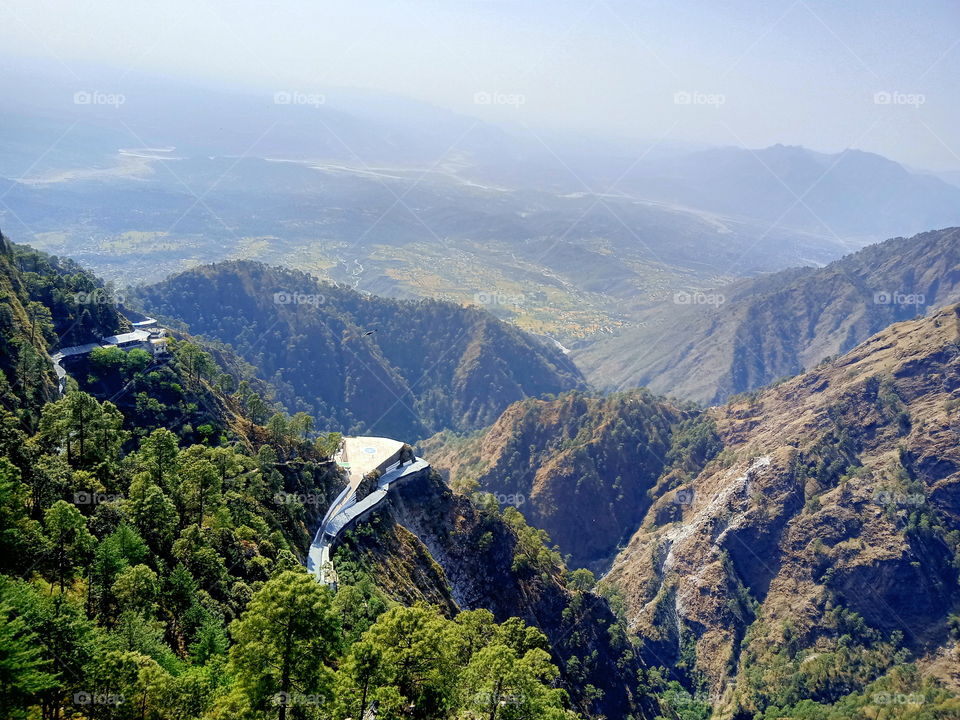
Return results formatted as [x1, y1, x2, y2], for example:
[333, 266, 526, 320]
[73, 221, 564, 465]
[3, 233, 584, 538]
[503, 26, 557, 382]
[576, 227, 960, 404]
[136, 261, 585, 440]
[331, 466, 649, 719]
[424, 390, 697, 572]
[604, 303, 960, 716]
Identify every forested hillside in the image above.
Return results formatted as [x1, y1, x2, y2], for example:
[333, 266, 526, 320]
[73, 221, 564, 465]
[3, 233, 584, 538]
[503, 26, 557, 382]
[425, 390, 706, 571]
[135, 261, 585, 440]
[0, 239, 594, 720]
[4, 232, 959, 720]
[0, 234, 127, 423]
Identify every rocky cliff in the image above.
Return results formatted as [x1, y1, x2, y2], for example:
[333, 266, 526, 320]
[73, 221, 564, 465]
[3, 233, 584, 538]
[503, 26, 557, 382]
[425, 390, 693, 572]
[331, 467, 650, 719]
[606, 304, 960, 715]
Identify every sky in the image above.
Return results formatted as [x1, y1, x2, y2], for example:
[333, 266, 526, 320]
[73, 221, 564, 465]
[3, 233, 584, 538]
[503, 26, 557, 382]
[1, 0, 958, 169]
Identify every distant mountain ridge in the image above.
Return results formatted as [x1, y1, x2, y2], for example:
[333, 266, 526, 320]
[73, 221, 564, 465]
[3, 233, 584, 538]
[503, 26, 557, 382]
[616, 145, 960, 240]
[575, 227, 960, 404]
[136, 261, 585, 439]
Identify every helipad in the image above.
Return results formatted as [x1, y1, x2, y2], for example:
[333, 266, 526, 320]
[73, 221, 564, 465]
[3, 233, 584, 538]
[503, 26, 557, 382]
[338, 436, 405, 491]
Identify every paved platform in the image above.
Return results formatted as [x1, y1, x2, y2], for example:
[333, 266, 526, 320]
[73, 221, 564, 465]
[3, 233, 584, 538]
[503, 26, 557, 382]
[309, 435, 427, 587]
[338, 436, 405, 490]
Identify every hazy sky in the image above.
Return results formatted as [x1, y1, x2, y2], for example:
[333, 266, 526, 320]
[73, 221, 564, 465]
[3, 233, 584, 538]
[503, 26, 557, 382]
[1, 0, 958, 169]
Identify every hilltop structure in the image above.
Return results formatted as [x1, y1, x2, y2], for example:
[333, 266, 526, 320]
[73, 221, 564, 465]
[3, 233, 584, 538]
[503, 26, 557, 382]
[51, 317, 169, 394]
[308, 436, 429, 587]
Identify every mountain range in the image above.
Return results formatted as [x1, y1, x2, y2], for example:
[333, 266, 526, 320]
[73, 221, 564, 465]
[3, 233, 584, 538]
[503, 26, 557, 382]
[605, 302, 960, 714]
[3, 63, 960, 358]
[0, 231, 643, 719]
[2, 222, 960, 718]
[576, 227, 960, 403]
[612, 145, 960, 240]
[431, 301, 960, 717]
[134, 261, 584, 440]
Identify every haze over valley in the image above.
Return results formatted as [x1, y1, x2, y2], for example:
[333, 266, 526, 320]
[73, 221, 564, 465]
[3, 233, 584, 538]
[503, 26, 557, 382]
[1, 3, 959, 720]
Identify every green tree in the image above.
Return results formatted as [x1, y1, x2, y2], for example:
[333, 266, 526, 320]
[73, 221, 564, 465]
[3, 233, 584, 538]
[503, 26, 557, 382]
[161, 564, 200, 656]
[108, 523, 150, 566]
[0, 459, 43, 574]
[124, 348, 153, 374]
[217, 372, 237, 394]
[176, 446, 222, 528]
[127, 478, 178, 553]
[354, 604, 460, 718]
[334, 640, 382, 720]
[113, 564, 159, 615]
[90, 345, 130, 374]
[90, 649, 175, 720]
[38, 392, 126, 472]
[136, 428, 180, 490]
[42, 501, 95, 592]
[567, 568, 596, 593]
[228, 570, 340, 720]
[288, 412, 314, 441]
[314, 432, 342, 459]
[246, 393, 269, 425]
[6, 580, 99, 720]
[459, 643, 576, 720]
[174, 342, 215, 383]
[266, 413, 289, 445]
[0, 587, 57, 720]
[209, 446, 249, 493]
[24, 300, 54, 345]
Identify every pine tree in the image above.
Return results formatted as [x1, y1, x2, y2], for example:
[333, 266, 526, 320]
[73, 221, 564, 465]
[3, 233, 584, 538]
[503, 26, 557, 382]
[0, 590, 57, 719]
[42, 501, 94, 592]
[228, 570, 340, 720]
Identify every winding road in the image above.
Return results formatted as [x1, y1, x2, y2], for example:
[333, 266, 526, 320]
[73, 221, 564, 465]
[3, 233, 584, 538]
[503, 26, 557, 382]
[307, 436, 429, 587]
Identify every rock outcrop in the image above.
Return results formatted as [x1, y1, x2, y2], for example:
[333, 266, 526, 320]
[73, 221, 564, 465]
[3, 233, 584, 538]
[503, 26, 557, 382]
[606, 304, 960, 714]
